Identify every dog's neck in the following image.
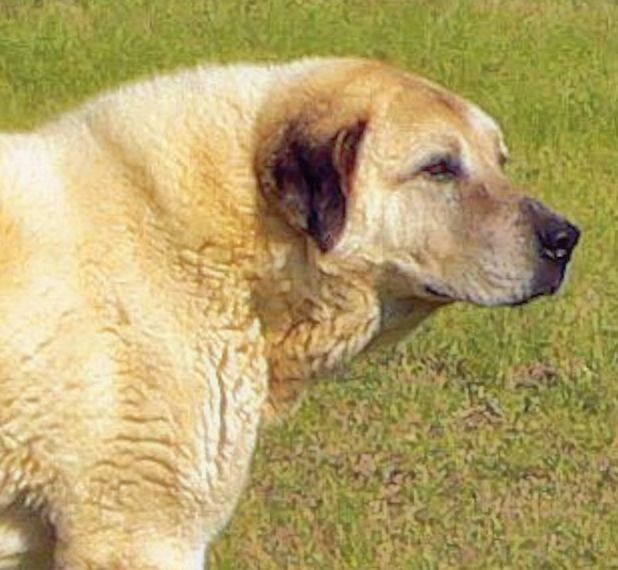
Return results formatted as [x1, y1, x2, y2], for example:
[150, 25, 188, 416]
[250, 232, 438, 420]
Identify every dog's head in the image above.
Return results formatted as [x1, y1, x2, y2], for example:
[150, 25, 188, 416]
[256, 59, 580, 307]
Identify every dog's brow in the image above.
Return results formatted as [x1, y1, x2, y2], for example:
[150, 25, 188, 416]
[465, 103, 509, 165]
[466, 104, 499, 134]
[393, 142, 461, 184]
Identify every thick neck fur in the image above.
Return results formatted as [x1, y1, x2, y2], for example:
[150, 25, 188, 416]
[247, 217, 439, 419]
[249, 231, 382, 417]
[54, 60, 438, 419]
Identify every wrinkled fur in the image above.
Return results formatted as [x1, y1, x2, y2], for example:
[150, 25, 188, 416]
[0, 58, 576, 568]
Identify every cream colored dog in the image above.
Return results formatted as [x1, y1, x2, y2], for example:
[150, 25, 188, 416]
[0, 58, 579, 569]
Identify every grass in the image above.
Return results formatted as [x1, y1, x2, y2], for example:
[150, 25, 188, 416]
[1, 0, 617, 567]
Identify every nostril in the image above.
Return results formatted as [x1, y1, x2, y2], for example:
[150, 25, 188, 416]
[540, 223, 580, 261]
[553, 230, 573, 258]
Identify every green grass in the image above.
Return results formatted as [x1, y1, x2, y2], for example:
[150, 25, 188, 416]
[1, 0, 617, 567]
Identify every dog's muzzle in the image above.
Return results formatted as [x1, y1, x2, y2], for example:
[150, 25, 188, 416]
[522, 198, 581, 296]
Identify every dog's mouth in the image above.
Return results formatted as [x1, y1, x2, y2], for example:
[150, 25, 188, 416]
[423, 282, 547, 307]
[423, 283, 459, 303]
[423, 260, 572, 308]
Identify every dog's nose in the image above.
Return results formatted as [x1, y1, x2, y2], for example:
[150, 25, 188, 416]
[537, 220, 580, 262]
[521, 198, 580, 262]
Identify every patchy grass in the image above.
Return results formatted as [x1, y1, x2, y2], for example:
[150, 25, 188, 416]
[1, 0, 617, 567]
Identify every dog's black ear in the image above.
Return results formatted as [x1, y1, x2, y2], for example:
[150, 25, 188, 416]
[260, 120, 367, 252]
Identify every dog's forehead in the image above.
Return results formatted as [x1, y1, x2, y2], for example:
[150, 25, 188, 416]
[429, 89, 505, 144]
[384, 81, 495, 131]
[363, 69, 508, 162]
[422, 88, 508, 159]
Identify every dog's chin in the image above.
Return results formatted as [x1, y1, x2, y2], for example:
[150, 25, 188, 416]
[507, 261, 570, 306]
[423, 266, 569, 308]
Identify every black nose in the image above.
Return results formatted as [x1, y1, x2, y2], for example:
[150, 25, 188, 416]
[538, 220, 580, 262]
[522, 198, 581, 262]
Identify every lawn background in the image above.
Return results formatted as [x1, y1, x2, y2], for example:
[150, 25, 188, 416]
[1, 0, 617, 568]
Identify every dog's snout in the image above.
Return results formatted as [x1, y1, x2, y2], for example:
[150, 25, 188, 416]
[521, 198, 580, 262]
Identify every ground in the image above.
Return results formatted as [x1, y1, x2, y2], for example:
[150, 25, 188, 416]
[0, 0, 616, 568]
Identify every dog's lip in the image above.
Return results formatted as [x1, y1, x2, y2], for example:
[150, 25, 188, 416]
[424, 284, 457, 301]
[505, 288, 547, 307]
[423, 252, 574, 306]
[424, 274, 560, 307]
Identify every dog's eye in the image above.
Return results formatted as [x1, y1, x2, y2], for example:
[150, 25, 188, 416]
[421, 157, 461, 182]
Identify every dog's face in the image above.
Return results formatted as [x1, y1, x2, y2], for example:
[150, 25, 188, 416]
[257, 62, 580, 306]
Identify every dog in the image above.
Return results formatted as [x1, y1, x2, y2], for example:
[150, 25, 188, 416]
[0, 58, 579, 568]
